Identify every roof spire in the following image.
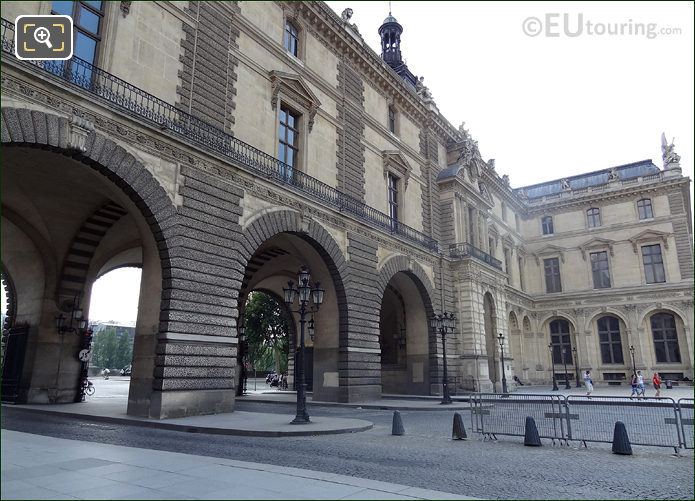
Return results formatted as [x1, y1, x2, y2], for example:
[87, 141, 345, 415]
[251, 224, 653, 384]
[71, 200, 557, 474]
[389, 1, 392, 15]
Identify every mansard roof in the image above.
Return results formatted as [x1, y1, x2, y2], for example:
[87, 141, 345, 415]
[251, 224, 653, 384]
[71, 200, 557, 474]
[515, 160, 659, 199]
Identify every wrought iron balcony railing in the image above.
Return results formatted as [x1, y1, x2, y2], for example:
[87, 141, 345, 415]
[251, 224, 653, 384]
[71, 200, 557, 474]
[449, 242, 503, 270]
[0, 18, 439, 253]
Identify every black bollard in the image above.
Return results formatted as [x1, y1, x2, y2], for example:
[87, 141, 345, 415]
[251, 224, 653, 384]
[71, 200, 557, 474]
[524, 416, 542, 446]
[391, 410, 405, 436]
[612, 421, 633, 455]
[452, 412, 468, 440]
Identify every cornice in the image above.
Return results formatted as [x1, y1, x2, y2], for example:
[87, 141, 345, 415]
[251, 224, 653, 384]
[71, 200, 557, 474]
[287, 1, 459, 143]
[522, 178, 689, 215]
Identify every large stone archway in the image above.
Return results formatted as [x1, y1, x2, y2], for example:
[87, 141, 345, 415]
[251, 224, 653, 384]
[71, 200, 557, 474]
[376, 256, 436, 395]
[236, 210, 349, 402]
[1, 107, 241, 418]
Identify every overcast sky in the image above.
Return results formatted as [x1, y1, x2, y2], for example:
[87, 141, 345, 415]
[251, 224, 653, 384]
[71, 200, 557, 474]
[2, 2, 692, 324]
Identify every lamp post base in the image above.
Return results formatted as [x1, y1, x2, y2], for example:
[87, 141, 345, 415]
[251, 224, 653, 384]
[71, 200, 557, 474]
[290, 415, 311, 424]
[440, 397, 453, 405]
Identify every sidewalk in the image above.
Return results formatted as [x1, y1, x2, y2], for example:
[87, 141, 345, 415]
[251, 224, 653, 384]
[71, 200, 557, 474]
[1, 430, 469, 500]
[7, 400, 373, 437]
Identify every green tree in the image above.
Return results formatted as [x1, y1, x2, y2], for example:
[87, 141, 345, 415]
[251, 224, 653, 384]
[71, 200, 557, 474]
[244, 292, 290, 373]
[92, 327, 117, 368]
[115, 332, 133, 368]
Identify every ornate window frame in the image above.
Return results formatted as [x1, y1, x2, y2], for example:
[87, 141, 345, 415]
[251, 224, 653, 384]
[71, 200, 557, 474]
[382, 150, 411, 190]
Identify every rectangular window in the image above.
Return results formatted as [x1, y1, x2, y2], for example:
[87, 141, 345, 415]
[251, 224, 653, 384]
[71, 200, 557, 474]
[284, 21, 299, 56]
[387, 173, 399, 228]
[515, 214, 520, 233]
[598, 316, 624, 364]
[590, 251, 611, 289]
[502, 202, 507, 222]
[587, 208, 601, 228]
[51, 1, 104, 85]
[468, 207, 476, 246]
[651, 314, 681, 363]
[541, 216, 554, 235]
[278, 105, 300, 177]
[544, 257, 562, 293]
[388, 106, 396, 134]
[637, 199, 653, 220]
[550, 320, 572, 364]
[642, 244, 666, 283]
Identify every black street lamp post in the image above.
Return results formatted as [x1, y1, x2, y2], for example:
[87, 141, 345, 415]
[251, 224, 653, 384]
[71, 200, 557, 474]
[283, 266, 324, 424]
[572, 347, 581, 388]
[548, 343, 559, 391]
[238, 325, 247, 396]
[430, 312, 455, 404]
[629, 345, 637, 375]
[497, 333, 508, 394]
[561, 346, 571, 389]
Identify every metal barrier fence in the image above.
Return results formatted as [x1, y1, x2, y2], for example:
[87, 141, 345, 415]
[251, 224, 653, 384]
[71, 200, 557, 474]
[469, 393, 693, 451]
[469, 393, 567, 443]
[678, 398, 694, 449]
[566, 396, 680, 451]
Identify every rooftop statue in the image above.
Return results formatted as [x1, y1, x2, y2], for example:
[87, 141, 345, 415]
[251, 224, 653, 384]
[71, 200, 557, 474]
[415, 76, 433, 102]
[661, 132, 681, 168]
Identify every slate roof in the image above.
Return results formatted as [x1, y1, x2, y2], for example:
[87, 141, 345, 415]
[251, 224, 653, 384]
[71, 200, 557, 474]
[516, 160, 659, 199]
[436, 159, 660, 199]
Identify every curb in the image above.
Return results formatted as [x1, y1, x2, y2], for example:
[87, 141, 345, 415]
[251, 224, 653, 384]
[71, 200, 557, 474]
[238, 396, 472, 411]
[2, 405, 374, 437]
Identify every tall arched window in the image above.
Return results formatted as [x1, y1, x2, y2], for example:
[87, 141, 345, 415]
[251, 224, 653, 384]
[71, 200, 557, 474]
[550, 319, 572, 364]
[651, 313, 681, 363]
[597, 316, 623, 364]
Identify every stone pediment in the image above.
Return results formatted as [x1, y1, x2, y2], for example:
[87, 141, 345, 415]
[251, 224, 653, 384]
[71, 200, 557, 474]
[533, 244, 565, 265]
[382, 150, 411, 188]
[269, 70, 321, 131]
[628, 229, 670, 253]
[578, 237, 615, 260]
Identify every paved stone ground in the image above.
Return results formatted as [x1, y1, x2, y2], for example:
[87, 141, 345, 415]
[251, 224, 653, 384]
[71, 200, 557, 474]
[1, 430, 465, 500]
[2, 401, 692, 500]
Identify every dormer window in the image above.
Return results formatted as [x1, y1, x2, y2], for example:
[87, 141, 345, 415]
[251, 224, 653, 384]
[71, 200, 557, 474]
[284, 21, 299, 57]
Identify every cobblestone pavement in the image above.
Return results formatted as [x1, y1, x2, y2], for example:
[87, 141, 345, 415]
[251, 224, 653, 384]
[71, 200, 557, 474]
[2, 402, 692, 500]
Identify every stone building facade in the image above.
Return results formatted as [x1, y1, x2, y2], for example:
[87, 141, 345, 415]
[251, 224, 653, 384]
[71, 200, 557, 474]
[1, 1, 692, 418]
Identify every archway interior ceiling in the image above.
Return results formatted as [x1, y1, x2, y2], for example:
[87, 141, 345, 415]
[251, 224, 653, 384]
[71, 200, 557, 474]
[2, 148, 137, 262]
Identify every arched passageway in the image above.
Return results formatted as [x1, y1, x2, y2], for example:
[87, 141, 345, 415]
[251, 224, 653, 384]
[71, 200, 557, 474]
[378, 271, 433, 395]
[1, 140, 163, 413]
[237, 221, 346, 402]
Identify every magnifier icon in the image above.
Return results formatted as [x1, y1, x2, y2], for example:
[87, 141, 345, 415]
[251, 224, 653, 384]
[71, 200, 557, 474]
[34, 27, 53, 49]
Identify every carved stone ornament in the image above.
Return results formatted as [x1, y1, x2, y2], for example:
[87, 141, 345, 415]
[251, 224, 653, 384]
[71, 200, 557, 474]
[269, 70, 321, 132]
[578, 237, 615, 260]
[120, 1, 132, 18]
[382, 150, 411, 189]
[68, 115, 95, 152]
[628, 229, 670, 253]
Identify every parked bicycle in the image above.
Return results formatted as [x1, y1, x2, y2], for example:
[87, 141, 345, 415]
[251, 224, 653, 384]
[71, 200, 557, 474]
[82, 379, 95, 396]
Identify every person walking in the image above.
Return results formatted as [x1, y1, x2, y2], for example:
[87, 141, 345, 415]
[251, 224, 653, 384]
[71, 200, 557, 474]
[629, 372, 639, 398]
[652, 372, 662, 397]
[583, 370, 593, 397]
[636, 370, 645, 398]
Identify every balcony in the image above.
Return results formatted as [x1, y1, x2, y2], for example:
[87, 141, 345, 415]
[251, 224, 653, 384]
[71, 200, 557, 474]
[0, 18, 439, 253]
[449, 242, 503, 270]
